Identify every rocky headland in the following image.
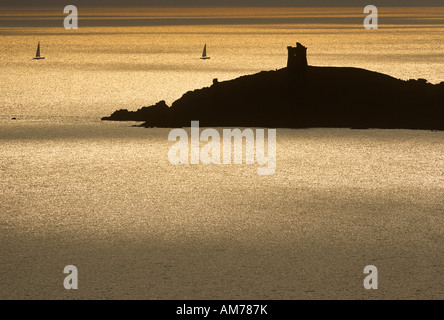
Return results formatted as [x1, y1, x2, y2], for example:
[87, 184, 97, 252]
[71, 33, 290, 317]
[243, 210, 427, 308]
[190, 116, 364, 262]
[102, 43, 444, 130]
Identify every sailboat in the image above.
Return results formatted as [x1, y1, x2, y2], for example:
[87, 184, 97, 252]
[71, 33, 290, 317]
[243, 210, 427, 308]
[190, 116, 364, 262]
[200, 44, 210, 60]
[33, 42, 45, 60]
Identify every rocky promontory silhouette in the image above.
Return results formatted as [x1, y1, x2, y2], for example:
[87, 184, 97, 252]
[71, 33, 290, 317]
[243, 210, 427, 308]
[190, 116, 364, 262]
[102, 43, 444, 130]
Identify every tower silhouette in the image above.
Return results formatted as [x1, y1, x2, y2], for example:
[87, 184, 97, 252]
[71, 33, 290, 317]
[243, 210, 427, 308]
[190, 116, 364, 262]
[287, 42, 308, 70]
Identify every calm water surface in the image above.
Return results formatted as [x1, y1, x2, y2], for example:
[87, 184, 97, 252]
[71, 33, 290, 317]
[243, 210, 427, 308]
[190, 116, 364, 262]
[0, 7, 443, 120]
[1, 122, 443, 299]
[0, 7, 443, 299]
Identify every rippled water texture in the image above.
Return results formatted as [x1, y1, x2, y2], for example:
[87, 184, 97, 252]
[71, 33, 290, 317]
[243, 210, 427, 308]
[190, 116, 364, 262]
[1, 123, 443, 299]
[0, 7, 443, 120]
[0, 7, 443, 299]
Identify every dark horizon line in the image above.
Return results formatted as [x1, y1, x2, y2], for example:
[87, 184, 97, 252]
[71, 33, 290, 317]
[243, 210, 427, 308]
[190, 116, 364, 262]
[1, 5, 444, 8]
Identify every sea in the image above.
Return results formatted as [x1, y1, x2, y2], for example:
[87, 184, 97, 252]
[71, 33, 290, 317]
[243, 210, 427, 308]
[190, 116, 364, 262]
[0, 7, 443, 299]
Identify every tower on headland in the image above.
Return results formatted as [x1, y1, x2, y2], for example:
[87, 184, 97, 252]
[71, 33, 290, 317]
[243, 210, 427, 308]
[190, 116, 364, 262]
[287, 42, 308, 70]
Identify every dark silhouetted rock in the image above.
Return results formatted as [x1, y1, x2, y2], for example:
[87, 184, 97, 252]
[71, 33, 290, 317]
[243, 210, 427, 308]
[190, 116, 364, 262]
[102, 43, 444, 131]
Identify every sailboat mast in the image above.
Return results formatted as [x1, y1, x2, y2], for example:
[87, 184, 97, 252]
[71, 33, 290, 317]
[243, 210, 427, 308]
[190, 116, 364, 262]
[200, 43, 210, 59]
[36, 42, 40, 58]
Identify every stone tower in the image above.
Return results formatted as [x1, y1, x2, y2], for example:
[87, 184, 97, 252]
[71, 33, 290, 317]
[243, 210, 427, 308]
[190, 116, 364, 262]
[287, 42, 308, 70]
